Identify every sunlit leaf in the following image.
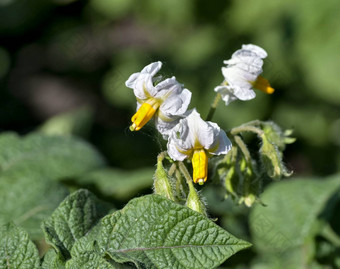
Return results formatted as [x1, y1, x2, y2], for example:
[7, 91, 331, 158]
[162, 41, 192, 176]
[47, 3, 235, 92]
[99, 194, 251, 269]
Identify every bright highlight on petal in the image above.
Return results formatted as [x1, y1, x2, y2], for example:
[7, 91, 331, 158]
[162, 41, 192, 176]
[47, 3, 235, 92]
[253, 76, 275, 94]
[130, 103, 157, 131]
[192, 149, 208, 185]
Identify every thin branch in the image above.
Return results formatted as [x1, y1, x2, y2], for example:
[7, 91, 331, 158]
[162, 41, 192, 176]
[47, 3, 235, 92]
[206, 93, 221, 121]
[178, 161, 193, 187]
[231, 125, 264, 137]
[234, 135, 251, 163]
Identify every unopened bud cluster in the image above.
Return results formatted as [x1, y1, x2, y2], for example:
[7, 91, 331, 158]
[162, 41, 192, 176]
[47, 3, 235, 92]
[215, 121, 295, 207]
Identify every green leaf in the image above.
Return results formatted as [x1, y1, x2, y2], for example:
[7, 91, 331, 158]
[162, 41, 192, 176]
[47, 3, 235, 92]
[0, 223, 40, 269]
[64, 224, 113, 268]
[251, 246, 325, 269]
[41, 249, 65, 269]
[0, 132, 105, 179]
[66, 252, 116, 269]
[250, 174, 340, 253]
[73, 168, 154, 200]
[99, 194, 251, 269]
[0, 167, 69, 239]
[68, 225, 133, 269]
[0, 132, 105, 239]
[42, 189, 111, 260]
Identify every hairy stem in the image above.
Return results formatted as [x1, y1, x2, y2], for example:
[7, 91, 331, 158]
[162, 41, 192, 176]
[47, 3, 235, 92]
[178, 161, 193, 187]
[168, 163, 177, 176]
[234, 135, 251, 163]
[231, 125, 264, 137]
[157, 151, 168, 162]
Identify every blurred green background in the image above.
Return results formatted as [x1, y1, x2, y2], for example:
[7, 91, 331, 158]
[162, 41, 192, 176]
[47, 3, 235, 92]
[1, 0, 340, 268]
[1, 0, 339, 176]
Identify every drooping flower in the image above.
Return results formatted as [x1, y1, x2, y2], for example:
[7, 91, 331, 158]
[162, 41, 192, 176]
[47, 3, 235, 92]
[126, 61, 192, 138]
[167, 109, 232, 185]
[214, 44, 274, 105]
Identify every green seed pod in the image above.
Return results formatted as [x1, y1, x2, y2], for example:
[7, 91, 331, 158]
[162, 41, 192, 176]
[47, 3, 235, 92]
[186, 184, 207, 216]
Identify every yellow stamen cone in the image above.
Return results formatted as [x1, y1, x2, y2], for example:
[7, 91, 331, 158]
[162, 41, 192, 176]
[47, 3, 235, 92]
[254, 76, 275, 94]
[130, 103, 157, 131]
[192, 149, 208, 185]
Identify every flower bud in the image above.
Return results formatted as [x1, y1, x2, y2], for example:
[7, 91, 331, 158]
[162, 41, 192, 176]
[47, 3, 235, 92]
[262, 121, 295, 151]
[224, 166, 236, 197]
[244, 193, 256, 207]
[260, 134, 292, 180]
[186, 184, 207, 216]
[153, 159, 175, 201]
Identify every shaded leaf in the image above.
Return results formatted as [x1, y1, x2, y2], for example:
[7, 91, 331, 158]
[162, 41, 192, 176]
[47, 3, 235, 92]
[74, 168, 154, 200]
[251, 246, 325, 269]
[0, 132, 105, 179]
[0, 223, 40, 269]
[250, 174, 340, 253]
[39, 107, 94, 138]
[0, 167, 69, 239]
[99, 194, 250, 269]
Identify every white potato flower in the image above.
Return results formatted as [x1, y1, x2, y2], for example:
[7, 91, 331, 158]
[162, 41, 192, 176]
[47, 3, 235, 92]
[126, 61, 192, 138]
[215, 44, 274, 105]
[167, 109, 232, 185]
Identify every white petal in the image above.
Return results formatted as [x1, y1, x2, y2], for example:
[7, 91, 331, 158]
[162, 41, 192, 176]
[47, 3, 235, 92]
[229, 85, 256, 101]
[152, 77, 180, 98]
[222, 66, 256, 86]
[167, 120, 193, 160]
[160, 88, 192, 118]
[184, 110, 215, 149]
[132, 74, 154, 100]
[155, 117, 181, 140]
[221, 67, 257, 101]
[214, 85, 238, 105]
[224, 53, 263, 76]
[215, 82, 256, 104]
[166, 109, 231, 160]
[136, 101, 142, 111]
[167, 136, 188, 161]
[174, 116, 195, 150]
[125, 73, 140, 89]
[126, 62, 163, 100]
[223, 44, 266, 78]
[207, 122, 232, 155]
[141, 61, 162, 76]
[242, 44, 267, 58]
